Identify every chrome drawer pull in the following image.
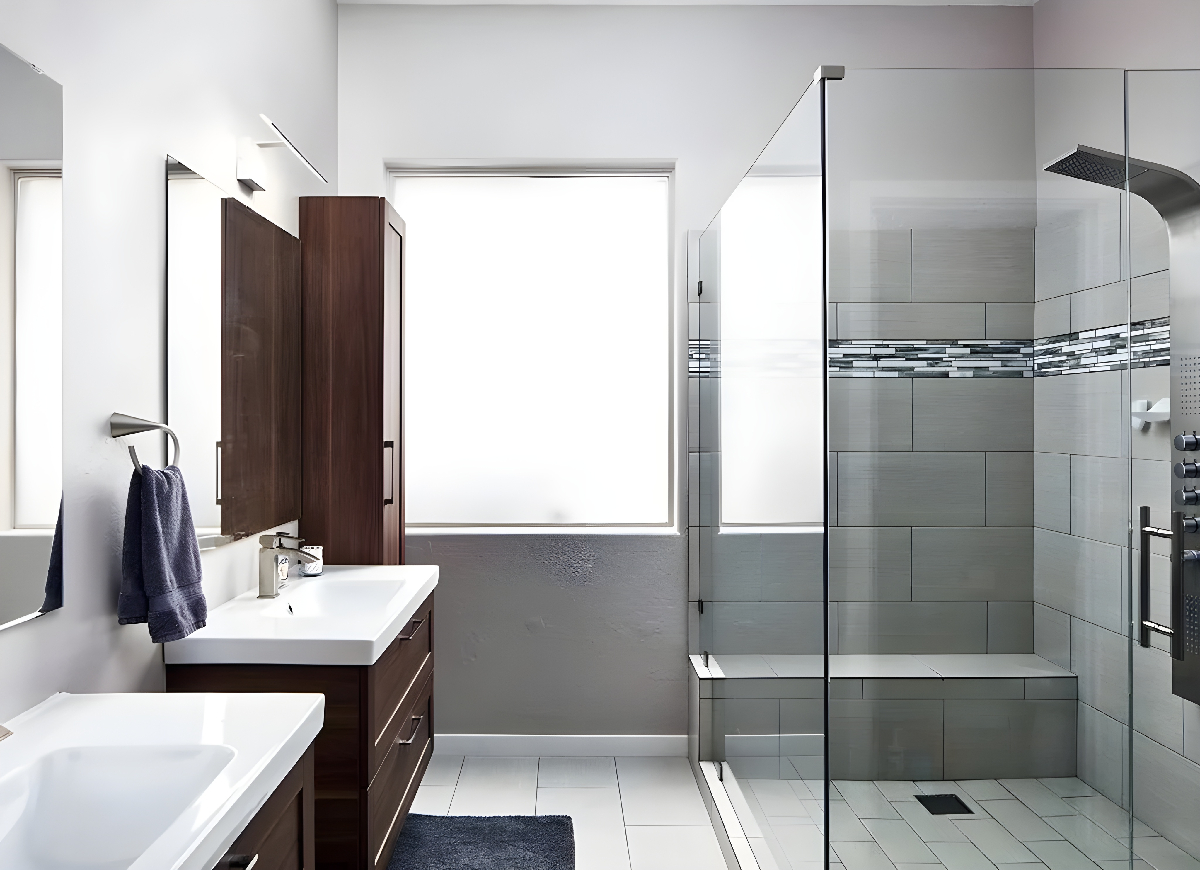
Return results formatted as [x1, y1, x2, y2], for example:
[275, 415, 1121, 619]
[398, 617, 425, 641]
[396, 715, 424, 745]
[223, 855, 258, 870]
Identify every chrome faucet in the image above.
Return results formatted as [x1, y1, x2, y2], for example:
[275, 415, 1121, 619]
[258, 534, 319, 599]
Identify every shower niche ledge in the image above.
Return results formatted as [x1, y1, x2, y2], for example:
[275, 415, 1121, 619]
[691, 654, 1077, 782]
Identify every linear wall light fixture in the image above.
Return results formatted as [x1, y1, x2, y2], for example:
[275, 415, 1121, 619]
[258, 113, 328, 183]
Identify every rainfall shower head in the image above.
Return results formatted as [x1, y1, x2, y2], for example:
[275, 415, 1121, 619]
[1044, 144, 1200, 222]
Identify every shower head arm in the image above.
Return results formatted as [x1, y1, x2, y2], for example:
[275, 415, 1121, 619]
[1044, 144, 1200, 224]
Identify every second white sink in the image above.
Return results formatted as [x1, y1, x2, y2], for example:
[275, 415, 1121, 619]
[0, 744, 235, 870]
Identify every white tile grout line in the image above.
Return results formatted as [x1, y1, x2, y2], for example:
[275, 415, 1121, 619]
[444, 755, 465, 815]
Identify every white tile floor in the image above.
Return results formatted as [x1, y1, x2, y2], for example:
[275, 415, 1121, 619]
[409, 754, 727, 870]
[728, 777, 1200, 870]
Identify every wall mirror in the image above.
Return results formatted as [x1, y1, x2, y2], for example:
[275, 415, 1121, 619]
[166, 158, 301, 542]
[0, 42, 63, 629]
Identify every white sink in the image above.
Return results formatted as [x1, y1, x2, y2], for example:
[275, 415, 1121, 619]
[0, 744, 235, 870]
[165, 564, 439, 666]
[0, 692, 323, 870]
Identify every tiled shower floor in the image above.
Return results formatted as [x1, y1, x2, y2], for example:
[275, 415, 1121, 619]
[727, 776, 1200, 870]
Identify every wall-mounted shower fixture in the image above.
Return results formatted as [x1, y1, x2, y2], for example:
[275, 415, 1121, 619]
[1048, 144, 1200, 703]
[1133, 398, 1171, 430]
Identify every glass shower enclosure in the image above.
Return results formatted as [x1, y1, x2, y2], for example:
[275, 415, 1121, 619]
[688, 65, 1200, 870]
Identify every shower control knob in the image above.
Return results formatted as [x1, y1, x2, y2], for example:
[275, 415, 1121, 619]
[1177, 434, 1200, 451]
[1176, 462, 1200, 478]
[1186, 550, 1200, 562]
[1177, 489, 1200, 506]
[1186, 517, 1200, 534]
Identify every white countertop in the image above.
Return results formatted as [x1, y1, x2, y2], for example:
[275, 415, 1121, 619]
[0, 691, 323, 870]
[165, 564, 439, 666]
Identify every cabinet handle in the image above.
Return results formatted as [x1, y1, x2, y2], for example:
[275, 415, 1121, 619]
[398, 616, 425, 641]
[396, 715, 424, 745]
[215, 441, 222, 505]
[221, 855, 258, 870]
[384, 440, 395, 505]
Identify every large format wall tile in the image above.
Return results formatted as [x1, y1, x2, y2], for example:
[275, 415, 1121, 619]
[1077, 701, 1127, 806]
[829, 229, 911, 302]
[1035, 295, 1071, 339]
[913, 379, 1033, 452]
[837, 303, 985, 340]
[709, 532, 824, 603]
[944, 699, 1075, 779]
[838, 602, 988, 654]
[839, 452, 985, 527]
[1132, 731, 1200, 861]
[1070, 618, 1129, 724]
[1034, 370, 1125, 458]
[986, 303, 1034, 339]
[1131, 270, 1169, 322]
[1130, 195, 1169, 279]
[1070, 455, 1129, 546]
[829, 379, 913, 452]
[1034, 452, 1071, 533]
[1034, 528, 1124, 633]
[1070, 281, 1127, 332]
[828, 527, 912, 602]
[1132, 644, 1183, 753]
[988, 601, 1034, 653]
[829, 699, 944, 780]
[1132, 459, 1171, 539]
[911, 527, 1033, 601]
[911, 228, 1034, 303]
[1034, 603, 1072, 669]
[987, 452, 1034, 526]
[711, 602, 823, 655]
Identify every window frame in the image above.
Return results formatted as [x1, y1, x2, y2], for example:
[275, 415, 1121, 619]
[388, 165, 680, 534]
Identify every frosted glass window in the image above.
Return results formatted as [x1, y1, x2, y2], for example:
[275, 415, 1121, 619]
[14, 174, 62, 528]
[719, 176, 823, 526]
[393, 175, 670, 526]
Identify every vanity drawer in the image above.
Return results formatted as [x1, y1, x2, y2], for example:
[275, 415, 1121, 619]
[215, 744, 315, 870]
[367, 592, 433, 777]
[367, 671, 433, 870]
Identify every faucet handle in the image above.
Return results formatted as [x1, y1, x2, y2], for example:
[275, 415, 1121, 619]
[258, 534, 305, 549]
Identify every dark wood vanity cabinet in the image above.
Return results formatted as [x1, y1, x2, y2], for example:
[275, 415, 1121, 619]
[299, 197, 405, 566]
[214, 745, 316, 870]
[167, 592, 434, 870]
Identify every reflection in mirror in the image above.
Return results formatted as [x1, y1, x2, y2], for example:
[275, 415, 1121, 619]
[0, 42, 63, 628]
[166, 159, 223, 535]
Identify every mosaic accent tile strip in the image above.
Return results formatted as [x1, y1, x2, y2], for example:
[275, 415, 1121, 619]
[689, 339, 719, 378]
[828, 339, 1033, 378]
[1034, 317, 1169, 376]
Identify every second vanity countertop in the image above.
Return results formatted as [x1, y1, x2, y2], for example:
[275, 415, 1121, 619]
[164, 564, 439, 667]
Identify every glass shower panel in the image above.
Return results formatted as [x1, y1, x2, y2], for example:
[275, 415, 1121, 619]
[690, 76, 827, 867]
[1125, 68, 1200, 870]
[824, 67, 1135, 867]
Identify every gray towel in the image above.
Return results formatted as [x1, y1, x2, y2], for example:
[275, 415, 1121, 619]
[118, 466, 206, 643]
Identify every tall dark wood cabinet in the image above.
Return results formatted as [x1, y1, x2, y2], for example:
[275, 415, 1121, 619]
[299, 197, 404, 564]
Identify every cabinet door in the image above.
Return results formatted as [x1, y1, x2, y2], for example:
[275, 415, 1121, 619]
[221, 198, 302, 538]
[382, 203, 404, 565]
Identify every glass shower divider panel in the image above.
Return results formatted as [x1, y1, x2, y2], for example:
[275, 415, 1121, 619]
[688, 72, 830, 870]
[823, 67, 1136, 870]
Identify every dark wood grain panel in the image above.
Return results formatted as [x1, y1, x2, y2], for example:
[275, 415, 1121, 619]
[367, 672, 432, 870]
[221, 198, 302, 538]
[299, 197, 405, 566]
[366, 593, 432, 778]
[216, 744, 314, 870]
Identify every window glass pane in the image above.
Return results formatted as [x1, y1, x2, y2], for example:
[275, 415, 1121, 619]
[394, 175, 670, 526]
[719, 176, 823, 525]
[14, 174, 62, 528]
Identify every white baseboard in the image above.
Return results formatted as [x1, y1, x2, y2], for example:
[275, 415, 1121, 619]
[433, 733, 687, 757]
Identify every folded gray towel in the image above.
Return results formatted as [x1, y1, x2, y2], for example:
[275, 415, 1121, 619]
[117, 466, 206, 643]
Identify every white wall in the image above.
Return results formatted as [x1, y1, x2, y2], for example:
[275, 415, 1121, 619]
[1035, 0, 1200, 70]
[339, 2, 1032, 736]
[0, 0, 337, 722]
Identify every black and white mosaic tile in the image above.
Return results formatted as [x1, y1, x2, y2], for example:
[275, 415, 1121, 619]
[1034, 317, 1169, 376]
[688, 339, 719, 378]
[828, 339, 1033, 378]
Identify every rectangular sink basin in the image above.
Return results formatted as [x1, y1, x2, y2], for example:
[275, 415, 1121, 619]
[164, 564, 439, 666]
[0, 692, 323, 870]
[0, 744, 235, 870]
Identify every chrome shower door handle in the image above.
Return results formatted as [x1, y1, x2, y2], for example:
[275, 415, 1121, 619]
[1139, 507, 1187, 660]
[384, 440, 395, 505]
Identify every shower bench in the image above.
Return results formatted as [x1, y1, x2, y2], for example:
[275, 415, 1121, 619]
[690, 653, 1076, 782]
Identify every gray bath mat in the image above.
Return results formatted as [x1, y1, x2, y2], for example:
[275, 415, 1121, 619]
[388, 814, 575, 870]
